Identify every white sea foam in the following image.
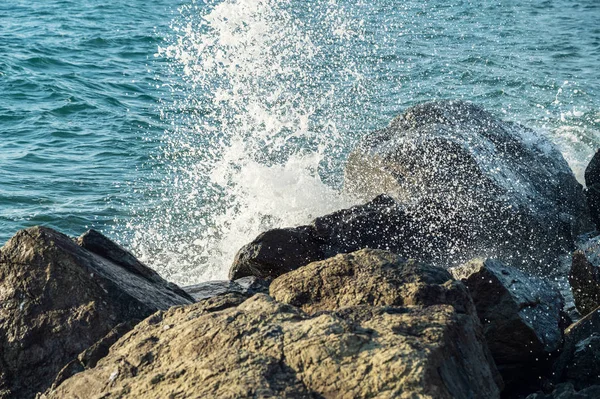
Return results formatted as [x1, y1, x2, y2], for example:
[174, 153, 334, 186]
[125, 0, 361, 284]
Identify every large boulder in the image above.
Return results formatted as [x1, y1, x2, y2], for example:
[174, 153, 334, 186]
[345, 100, 591, 272]
[0, 226, 192, 398]
[554, 307, 600, 390]
[269, 248, 475, 316]
[570, 236, 600, 316]
[44, 249, 503, 399]
[451, 259, 565, 391]
[230, 194, 436, 280]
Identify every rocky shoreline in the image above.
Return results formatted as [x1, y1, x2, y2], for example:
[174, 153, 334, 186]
[2, 101, 600, 398]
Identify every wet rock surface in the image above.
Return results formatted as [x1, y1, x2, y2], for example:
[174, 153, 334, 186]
[584, 149, 600, 230]
[526, 383, 600, 399]
[44, 275, 502, 399]
[230, 194, 427, 280]
[554, 307, 600, 390]
[345, 100, 591, 272]
[570, 236, 600, 316]
[0, 226, 192, 399]
[451, 259, 565, 391]
[183, 276, 269, 301]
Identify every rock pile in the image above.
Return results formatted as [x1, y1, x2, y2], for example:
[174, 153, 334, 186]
[2, 102, 600, 398]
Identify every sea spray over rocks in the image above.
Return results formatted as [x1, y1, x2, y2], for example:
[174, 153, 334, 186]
[231, 101, 592, 280]
[124, 0, 364, 284]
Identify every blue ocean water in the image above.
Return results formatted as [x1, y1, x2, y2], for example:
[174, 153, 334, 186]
[1, 0, 599, 284]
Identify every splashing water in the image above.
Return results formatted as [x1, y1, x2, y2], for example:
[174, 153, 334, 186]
[119, 0, 600, 285]
[125, 0, 363, 283]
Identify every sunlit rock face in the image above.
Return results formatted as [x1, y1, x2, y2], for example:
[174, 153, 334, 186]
[345, 100, 592, 273]
[44, 250, 503, 399]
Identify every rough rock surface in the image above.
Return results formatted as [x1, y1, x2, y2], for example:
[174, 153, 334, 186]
[451, 259, 565, 390]
[45, 249, 502, 399]
[345, 100, 591, 272]
[554, 307, 600, 390]
[0, 226, 192, 398]
[570, 236, 600, 316]
[230, 194, 432, 280]
[270, 248, 475, 316]
[526, 383, 600, 399]
[44, 294, 502, 399]
[77, 229, 192, 301]
[184, 276, 269, 301]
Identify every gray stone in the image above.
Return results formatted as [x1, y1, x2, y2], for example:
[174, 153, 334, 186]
[44, 290, 502, 398]
[345, 100, 592, 273]
[570, 236, 600, 316]
[554, 307, 600, 390]
[270, 248, 476, 317]
[183, 276, 269, 301]
[526, 383, 600, 399]
[451, 259, 565, 390]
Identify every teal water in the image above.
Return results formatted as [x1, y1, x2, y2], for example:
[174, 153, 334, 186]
[1, 0, 599, 284]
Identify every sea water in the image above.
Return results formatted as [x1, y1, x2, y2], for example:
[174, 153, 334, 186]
[1, 0, 599, 284]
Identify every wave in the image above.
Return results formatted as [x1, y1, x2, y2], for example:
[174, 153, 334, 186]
[124, 0, 363, 284]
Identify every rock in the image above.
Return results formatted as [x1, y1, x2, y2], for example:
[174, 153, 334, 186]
[554, 307, 600, 390]
[230, 194, 430, 280]
[43, 293, 503, 399]
[270, 248, 475, 316]
[451, 259, 565, 391]
[49, 320, 139, 391]
[584, 149, 600, 230]
[570, 236, 600, 316]
[183, 276, 269, 301]
[0, 226, 192, 398]
[526, 383, 600, 399]
[345, 100, 591, 272]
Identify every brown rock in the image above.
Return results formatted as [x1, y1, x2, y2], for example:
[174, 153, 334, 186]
[43, 293, 503, 399]
[270, 248, 475, 316]
[0, 226, 192, 398]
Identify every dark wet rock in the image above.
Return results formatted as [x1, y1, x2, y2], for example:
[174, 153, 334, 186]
[570, 236, 600, 316]
[183, 276, 269, 301]
[230, 226, 324, 280]
[451, 259, 565, 391]
[345, 100, 592, 272]
[0, 226, 192, 399]
[584, 149, 600, 230]
[554, 307, 600, 390]
[44, 290, 502, 398]
[270, 248, 476, 316]
[77, 229, 194, 302]
[526, 383, 600, 399]
[230, 194, 432, 280]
